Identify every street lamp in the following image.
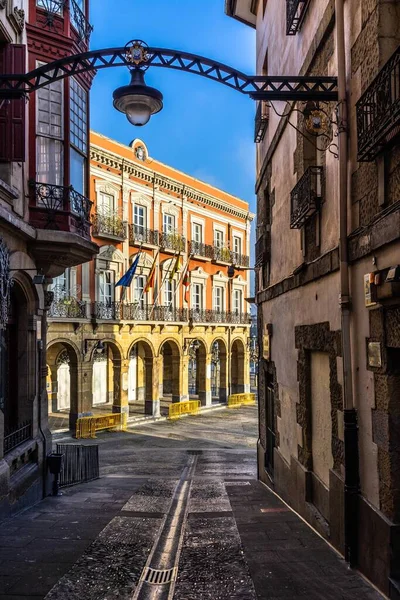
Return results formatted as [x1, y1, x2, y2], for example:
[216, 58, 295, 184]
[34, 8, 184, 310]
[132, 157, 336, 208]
[113, 69, 163, 126]
[113, 40, 163, 126]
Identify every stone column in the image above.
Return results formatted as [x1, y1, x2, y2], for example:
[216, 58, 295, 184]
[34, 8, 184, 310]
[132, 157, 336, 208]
[198, 353, 212, 407]
[219, 356, 229, 403]
[145, 356, 161, 417]
[181, 353, 189, 402]
[112, 358, 129, 418]
[49, 364, 58, 414]
[69, 361, 93, 433]
[172, 356, 183, 403]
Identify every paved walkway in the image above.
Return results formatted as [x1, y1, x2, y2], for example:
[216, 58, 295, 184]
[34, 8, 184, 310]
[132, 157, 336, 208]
[0, 407, 383, 599]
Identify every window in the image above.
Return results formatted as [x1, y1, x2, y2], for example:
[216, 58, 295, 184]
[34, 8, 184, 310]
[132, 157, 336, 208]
[36, 0, 63, 15]
[213, 286, 224, 313]
[70, 78, 87, 154]
[71, 0, 85, 32]
[163, 213, 175, 234]
[233, 289, 242, 314]
[192, 222, 203, 243]
[164, 280, 175, 308]
[214, 229, 224, 248]
[192, 283, 203, 310]
[70, 78, 87, 197]
[99, 271, 114, 304]
[133, 275, 146, 308]
[36, 70, 63, 185]
[98, 192, 114, 215]
[52, 269, 70, 298]
[134, 205, 146, 230]
[233, 236, 242, 255]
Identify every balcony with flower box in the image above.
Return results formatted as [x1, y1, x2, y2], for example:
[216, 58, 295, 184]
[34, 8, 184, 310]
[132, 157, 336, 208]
[159, 231, 186, 253]
[28, 181, 98, 274]
[212, 245, 232, 265]
[92, 212, 126, 242]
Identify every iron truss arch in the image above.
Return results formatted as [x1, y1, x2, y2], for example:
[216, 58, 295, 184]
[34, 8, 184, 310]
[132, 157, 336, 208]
[0, 45, 338, 101]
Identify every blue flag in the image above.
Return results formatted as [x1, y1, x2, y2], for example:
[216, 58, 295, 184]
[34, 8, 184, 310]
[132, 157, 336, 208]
[116, 253, 141, 288]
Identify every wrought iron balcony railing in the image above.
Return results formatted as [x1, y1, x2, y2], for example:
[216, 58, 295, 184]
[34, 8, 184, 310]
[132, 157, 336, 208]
[70, 0, 93, 45]
[357, 46, 400, 162]
[189, 309, 251, 325]
[48, 297, 87, 318]
[159, 231, 186, 252]
[231, 252, 250, 268]
[286, 0, 310, 35]
[255, 231, 270, 267]
[188, 240, 214, 258]
[93, 302, 188, 322]
[92, 212, 126, 240]
[254, 102, 269, 143]
[290, 166, 324, 229]
[129, 224, 159, 246]
[213, 246, 232, 263]
[4, 421, 32, 454]
[29, 181, 92, 238]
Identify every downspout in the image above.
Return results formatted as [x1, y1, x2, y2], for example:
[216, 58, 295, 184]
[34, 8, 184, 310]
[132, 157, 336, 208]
[335, 0, 359, 567]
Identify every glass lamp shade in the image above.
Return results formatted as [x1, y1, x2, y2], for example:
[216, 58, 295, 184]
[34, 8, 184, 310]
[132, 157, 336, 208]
[113, 70, 163, 126]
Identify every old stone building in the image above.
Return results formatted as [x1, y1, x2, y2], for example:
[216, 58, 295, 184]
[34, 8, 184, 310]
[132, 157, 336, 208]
[46, 132, 253, 431]
[0, 0, 96, 516]
[226, 0, 400, 596]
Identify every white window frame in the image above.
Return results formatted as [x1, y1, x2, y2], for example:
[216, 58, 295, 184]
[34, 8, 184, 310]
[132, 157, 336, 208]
[214, 228, 224, 248]
[163, 213, 175, 234]
[164, 279, 175, 309]
[98, 270, 114, 304]
[133, 275, 147, 308]
[134, 204, 146, 230]
[213, 286, 224, 313]
[36, 62, 64, 186]
[192, 282, 203, 311]
[232, 288, 243, 314]
[98, 191, 115, 215]
[233, 235, 242, 255]
[192, 222, 203, 244]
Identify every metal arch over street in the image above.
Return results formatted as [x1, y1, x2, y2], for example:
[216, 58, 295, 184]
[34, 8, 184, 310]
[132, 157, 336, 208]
[0, 44, 338, 101]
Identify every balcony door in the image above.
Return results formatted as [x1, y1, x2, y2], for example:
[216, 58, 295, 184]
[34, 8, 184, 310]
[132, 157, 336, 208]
[213, 286, 224, 314]
[134, 205, 146, 236]
[233, 289, 243, 315]
[163, 213, 175, 234]
[214, 229, 224, 248]
[192, 283, 203, 311]
[98, 192, 114, 217]
[99, 270, 114, 305]
[133, 275, 147, 310]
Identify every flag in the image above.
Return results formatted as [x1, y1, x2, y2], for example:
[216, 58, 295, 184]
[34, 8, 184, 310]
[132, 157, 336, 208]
[115, 253, 140, 288]
[169, 255, 181, 282]
[144, 250, 159, 293]
[182, 268, 190, 304]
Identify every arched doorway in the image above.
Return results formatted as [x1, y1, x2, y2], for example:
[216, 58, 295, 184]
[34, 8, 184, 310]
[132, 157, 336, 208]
[2, 282, 34, 444]
[160, 339, 181, 412]
[211, 339, 228, 403]
[231, 338, 245, 395]
[187, 339, 206, 398]
[91, 341, 122, 411]
[47, 341, 79, 432]
[128, 340, 154, 416]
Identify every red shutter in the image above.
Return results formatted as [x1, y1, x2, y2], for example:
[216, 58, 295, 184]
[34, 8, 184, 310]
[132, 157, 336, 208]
[0, 44, 26, 162]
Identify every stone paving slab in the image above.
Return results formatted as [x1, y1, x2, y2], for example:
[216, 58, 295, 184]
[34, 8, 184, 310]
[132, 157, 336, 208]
[0, 407, 385, 600]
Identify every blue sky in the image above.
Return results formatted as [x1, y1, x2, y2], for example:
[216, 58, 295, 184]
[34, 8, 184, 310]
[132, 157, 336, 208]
[90, 1, 256, 214]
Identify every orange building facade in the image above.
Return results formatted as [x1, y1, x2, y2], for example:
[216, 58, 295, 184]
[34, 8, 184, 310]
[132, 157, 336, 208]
[47, 132, 254, 430]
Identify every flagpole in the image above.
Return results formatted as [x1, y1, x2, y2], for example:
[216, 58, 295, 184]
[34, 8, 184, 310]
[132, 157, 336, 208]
[149, 249, 179, 319]
[133, 248, 158, 320]
[172, 253, 190, 303]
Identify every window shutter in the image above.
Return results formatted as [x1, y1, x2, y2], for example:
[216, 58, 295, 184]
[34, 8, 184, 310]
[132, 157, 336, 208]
[0, 44, 26, 162]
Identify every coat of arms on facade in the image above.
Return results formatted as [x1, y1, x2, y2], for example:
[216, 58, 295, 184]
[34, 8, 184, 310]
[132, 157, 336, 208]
[135, 145, 146, 161]
[125, 40, 149, 68]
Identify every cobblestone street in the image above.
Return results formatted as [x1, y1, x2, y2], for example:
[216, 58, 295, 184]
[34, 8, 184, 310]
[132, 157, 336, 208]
[0, 407, 383, 599]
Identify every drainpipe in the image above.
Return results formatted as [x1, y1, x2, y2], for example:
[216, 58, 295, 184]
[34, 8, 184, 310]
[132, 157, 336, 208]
[336, 0, 359, 568]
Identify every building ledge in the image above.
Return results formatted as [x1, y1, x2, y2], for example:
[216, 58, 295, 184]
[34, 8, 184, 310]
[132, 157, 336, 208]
[225, 0, 257, 27]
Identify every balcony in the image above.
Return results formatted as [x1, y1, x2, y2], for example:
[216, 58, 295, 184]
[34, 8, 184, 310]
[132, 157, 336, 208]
[92, 302, 188, 322]
[29, 181, 92, 238]
[213, 246, 232, 264]
[48, 297, 87, 319]
[290, 166, 324, 229]
[255, 231, 270, 267]
[188, 240, 214, 259]
[357, 47, 400, 162]
[189, 309, 251, 325]
[70, 0, 93, 46]
[231, 252, 250, 268]
[286, 0, 310, 35]
[92, 212, 126, 241]
[254, 102, 269, 143]
[129, 224, 159, 247]
[159, 231, 186, 253]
